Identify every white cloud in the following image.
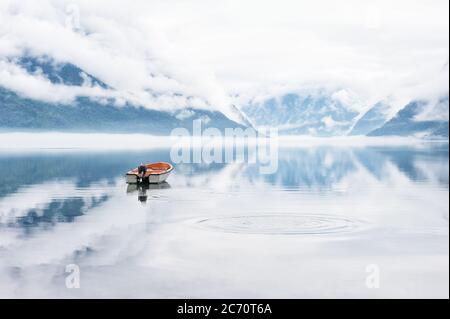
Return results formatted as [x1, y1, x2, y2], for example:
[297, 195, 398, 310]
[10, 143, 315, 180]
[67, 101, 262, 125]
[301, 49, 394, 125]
[175, 109, 195, 121]
[415, 98, 449, 122]
[0, 0, 448, 118]
[331, 89, 364, 111]
[0, 60, 113, 102]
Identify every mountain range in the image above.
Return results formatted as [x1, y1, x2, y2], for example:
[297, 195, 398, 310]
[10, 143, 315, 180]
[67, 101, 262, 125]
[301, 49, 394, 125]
[240, 93, 359, 137]
[368, 98, 449, 138]
[0, 56, 245, 134]
[240, 93, 448, 139]
[0, 55, 448, 139]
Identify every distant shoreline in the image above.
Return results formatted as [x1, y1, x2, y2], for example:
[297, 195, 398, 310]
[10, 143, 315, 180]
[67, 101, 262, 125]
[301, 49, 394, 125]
[0, 132, 447, 151]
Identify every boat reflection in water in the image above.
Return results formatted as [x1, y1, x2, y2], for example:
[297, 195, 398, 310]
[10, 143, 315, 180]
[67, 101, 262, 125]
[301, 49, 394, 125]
[126, 182, 171, 203]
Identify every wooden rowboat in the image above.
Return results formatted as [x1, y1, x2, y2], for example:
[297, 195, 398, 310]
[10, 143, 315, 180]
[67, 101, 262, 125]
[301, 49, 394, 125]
[126, 162, 173, 184]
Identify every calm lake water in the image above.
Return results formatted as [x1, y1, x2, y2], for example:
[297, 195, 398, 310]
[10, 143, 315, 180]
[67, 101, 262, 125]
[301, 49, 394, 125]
[0, 143, 448, 298]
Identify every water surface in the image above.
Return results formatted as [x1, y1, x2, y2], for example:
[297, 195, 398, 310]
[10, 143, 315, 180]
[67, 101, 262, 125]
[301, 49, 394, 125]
[0, 144, 448, 298]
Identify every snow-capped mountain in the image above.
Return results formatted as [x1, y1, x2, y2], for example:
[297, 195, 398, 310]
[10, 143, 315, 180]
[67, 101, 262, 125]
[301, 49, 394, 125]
[349, 102, 391, 136]
[2, 56, 448, 139]
[368, 98, 449, 138]
[0, 56, 246, 134]
[240, 92, 359, 136]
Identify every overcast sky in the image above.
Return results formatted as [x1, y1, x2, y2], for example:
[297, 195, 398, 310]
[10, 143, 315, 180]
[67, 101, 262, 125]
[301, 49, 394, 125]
[0, 0, 448, 118]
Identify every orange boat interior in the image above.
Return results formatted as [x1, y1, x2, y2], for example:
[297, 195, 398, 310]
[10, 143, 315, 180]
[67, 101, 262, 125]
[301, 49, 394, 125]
[131, 162, 173, 177]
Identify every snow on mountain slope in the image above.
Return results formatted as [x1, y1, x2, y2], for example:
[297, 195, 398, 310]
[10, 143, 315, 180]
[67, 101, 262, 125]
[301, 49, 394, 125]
[349, 102, 391, 136]
[240, 92, 359, 136]
[369, 98, 449, 139]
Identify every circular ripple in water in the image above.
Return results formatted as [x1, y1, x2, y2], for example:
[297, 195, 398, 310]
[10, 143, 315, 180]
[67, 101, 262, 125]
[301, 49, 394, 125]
[196, 214, 361, 235]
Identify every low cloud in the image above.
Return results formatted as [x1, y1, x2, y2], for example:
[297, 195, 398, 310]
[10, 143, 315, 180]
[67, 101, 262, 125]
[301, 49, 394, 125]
[415, 98, 449, 122]
[0, 0, 448, 118]
[0, 60, 113, 103]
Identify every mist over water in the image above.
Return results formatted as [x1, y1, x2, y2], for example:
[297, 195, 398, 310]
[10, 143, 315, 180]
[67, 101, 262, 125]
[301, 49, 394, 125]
[0, 143, 448, 298]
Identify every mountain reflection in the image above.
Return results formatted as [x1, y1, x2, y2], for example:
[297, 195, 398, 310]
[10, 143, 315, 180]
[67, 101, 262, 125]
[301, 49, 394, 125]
[244, 147, 358, 190]
[0, 144, 448, 235]
[0, 150, 171, 198]
[243, 144, 448, 189]
[15, 195, 109, 233]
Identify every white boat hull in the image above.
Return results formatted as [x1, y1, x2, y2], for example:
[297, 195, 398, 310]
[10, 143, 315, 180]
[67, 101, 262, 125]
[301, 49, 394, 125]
[126, 171, 171, 184]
